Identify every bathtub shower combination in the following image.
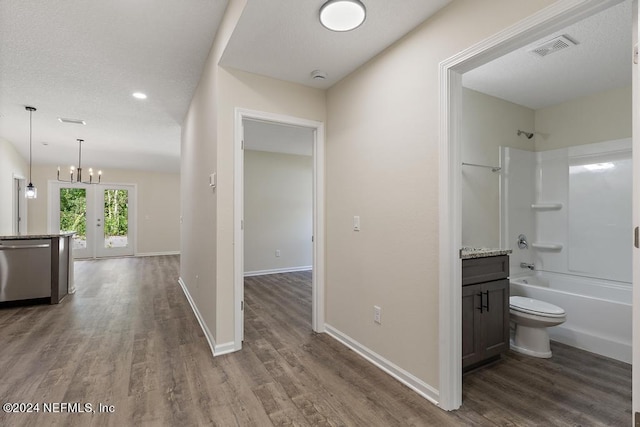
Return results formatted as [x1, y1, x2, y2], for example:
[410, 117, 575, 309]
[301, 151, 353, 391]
[500, 138, 632, 363]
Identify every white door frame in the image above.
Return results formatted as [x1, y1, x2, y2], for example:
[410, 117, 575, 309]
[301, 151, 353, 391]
[12, 174, 26, 234]
[438, 0, 627, 411]
[234, 107, 326, 351]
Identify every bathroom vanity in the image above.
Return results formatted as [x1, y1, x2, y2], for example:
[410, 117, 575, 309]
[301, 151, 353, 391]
[0, 233, 75, 306]
[460, 248, 511, 371]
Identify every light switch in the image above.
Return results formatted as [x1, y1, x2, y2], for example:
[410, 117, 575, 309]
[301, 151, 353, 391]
[209, 172, 216, 188]
[353, 216, 360, 231]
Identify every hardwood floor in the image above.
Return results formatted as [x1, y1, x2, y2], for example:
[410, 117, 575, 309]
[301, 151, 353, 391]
[0, 256, 631, 426]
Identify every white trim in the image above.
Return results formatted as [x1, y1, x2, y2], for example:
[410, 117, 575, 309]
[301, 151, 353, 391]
[244, 266, 312, 277]
[438, 0, 625, 411]
[135, 251, 181, 257]
[178, 277, 235, 357]
[325, 324, 439, 405]
[234, 108, 326, 352]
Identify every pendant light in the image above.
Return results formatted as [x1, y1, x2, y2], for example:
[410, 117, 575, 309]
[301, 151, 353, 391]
[25, 106, 37, 199]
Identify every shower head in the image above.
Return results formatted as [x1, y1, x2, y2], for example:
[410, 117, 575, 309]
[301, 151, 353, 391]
[517, 130, 534, 139]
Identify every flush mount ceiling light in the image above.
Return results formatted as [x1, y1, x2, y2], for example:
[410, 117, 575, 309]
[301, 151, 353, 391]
[132, 92, 147, 100]
[320, 0, 366, 32]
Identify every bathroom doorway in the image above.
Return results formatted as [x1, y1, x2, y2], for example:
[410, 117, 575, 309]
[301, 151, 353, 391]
[438, 0, 635, 412]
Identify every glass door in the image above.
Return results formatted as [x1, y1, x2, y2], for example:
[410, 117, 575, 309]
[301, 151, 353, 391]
[51, 183, 135, 258]
[95, 185, 134, 257]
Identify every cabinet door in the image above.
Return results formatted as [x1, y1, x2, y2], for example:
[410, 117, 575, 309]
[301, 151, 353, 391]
[481, 279, 510, 358]
[462, 284, 483, 368]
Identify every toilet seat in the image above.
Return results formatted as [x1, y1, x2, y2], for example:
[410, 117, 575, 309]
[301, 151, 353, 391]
[510, 296, 565, 318]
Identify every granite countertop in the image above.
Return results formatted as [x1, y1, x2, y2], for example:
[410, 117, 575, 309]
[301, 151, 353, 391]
[460, 247, 512, 259]
[0, 232, 76, 240]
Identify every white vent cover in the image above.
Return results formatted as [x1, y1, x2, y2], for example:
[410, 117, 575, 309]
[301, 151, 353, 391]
[58, 117, 86, 125]
[529, 35, 577, 58]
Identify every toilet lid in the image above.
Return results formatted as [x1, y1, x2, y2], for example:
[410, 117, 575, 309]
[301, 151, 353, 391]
[510, 296, 565, 317]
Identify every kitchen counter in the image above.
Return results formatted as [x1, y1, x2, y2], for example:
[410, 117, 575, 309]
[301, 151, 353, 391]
[0, 233, 75, 305]
[460, 247, 512, 259]
[0, 232, 76, 240]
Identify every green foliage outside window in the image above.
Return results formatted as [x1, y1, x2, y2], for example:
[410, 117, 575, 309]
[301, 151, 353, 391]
[59, 188, 128, 240]
[60, 188, 87, 238]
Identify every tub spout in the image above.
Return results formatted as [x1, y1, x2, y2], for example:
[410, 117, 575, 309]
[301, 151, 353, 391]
[520, 262, 535, 270]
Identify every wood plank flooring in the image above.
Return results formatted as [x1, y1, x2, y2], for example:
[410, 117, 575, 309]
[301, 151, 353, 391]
[0, 255, 631, 426]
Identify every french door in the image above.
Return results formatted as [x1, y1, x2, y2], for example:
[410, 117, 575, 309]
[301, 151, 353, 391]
[51, 182, 136, 258]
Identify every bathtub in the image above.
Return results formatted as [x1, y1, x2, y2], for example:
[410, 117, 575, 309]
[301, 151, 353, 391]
[510, 271, 631, 363]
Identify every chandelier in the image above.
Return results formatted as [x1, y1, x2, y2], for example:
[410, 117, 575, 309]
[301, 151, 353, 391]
[56, 139, 102, 184]
[25, 106, 37, 198]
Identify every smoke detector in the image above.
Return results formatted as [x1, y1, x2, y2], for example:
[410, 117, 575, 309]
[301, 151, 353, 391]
[529, 35, 578, 58]
[311, 70, 328, 80]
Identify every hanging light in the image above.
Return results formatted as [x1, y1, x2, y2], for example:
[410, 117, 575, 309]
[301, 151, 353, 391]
[56, 139, 102, 184]
[25, 106, 37, 199]
[319, 0, 366, 32]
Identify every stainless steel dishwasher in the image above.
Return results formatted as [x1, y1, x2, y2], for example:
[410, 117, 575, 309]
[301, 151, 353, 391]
[0, 239, 52, 302]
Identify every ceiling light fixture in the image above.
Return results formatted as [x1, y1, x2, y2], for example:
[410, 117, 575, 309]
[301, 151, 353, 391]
[320, 0, 366, 32]
[25, 106, 37, 199]
[56, 139, 102, 184]
[311, 70, 328, 80]
[132, 92, 147, 100]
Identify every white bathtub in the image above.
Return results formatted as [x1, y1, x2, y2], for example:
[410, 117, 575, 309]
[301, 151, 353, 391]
[510, 271, 631, 363]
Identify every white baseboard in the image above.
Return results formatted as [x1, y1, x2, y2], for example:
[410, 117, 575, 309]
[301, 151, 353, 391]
[178, 277, 236, 357]
[244, 265, 312, 277]
[325, 324, 440, 405]
[136, 251, 180, 257]
[550, 326, 631, 364]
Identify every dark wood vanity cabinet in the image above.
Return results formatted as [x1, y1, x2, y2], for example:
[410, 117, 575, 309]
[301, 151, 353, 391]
[462, 255, 510, 371]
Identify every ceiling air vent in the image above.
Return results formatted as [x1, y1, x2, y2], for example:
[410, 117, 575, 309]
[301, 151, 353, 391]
[58, 117, 86, 125]
[529, 35, 577, 58]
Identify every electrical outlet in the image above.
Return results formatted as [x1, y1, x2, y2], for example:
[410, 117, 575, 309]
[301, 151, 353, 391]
[275, 249, 281, 257]
[373, 306, 381, 324]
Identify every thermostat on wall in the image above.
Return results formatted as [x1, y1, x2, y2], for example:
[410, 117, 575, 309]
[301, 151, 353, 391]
[209, 172, 216, 188]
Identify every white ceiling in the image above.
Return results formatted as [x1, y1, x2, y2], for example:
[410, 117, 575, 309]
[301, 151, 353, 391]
[244, 120, 313, 157]
[1, 1, 632, 174]
[220, 0, 451, 89]
[0, 0, 452, 173]
[463, 0, 632, 110]
[0, 0, 228, 173]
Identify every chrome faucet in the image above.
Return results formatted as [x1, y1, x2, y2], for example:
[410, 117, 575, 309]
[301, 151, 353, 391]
[520, 262, 535, 270]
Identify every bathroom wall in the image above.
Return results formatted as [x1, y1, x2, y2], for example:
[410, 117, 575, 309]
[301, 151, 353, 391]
[535, 85, 631, 151]
[461, 88, 535, 248]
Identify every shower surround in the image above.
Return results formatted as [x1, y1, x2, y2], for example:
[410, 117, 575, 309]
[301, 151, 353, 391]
[500, 138, 632, 362]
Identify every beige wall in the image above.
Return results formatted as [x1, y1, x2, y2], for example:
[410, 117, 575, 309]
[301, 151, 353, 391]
[181, 0, 326, 346]
[0, 138, 28, 235]
[27, 165, 180, 254]
[244, 150, 312, 274]
[325, 0, 555, 389]
[535, 85, 632, 151]
[461, 88, 535, 248]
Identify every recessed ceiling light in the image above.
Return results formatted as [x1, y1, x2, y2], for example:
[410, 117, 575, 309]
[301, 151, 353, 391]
[320, 0, 366, 32]
[133, 92, 147, 100]
[58, 117, 86, 125]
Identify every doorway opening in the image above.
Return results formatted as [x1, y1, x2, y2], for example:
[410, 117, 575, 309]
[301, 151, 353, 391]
[438, 0, 632, 412]
[234, 108, 325, 351]
[12, 176, 26, 235]
[49, 182, 137, 258]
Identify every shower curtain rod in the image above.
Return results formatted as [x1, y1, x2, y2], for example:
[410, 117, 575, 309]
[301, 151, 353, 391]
[461, 162, 501, 172]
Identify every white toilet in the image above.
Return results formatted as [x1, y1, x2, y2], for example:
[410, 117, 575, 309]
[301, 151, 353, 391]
[509, 296, 566, 358]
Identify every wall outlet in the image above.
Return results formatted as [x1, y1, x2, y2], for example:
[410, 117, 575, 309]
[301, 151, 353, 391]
[373, 305, 381, 324]
[275, 249, 281, 257]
